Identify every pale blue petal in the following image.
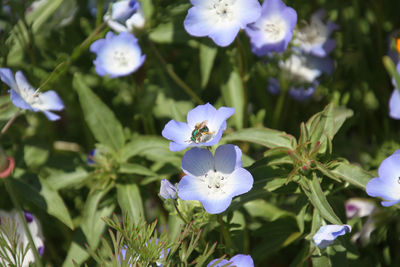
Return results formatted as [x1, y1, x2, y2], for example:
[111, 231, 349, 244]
[42, 110, 61, 121]
[159, 179, 177, 200]
[381, 199, 400, 207]
[15, 71, 35, 94]
[225, 167, 253, 196]
[209, 23, 240, 47]
[169, 142, 189, 152]
[177, 175, 208, 202]
[236, 0, 261, 27]
[184, 7, 214, 37]
[366, 177, 399, 202]
[0, 68, 16, 89]
[313, 224, 351, 249]
[214, 144, 242, 174]
[230, 254, 254, 267]
[389, 89, 400, 119]
[208, 106, 235, 132]
[186, 103, 217, 127]
[39, 91, 64, 111]
[201, 194, 233, 214]
[162, 120, 192, 150]
[10, 89, 33, 110]
[181, 147, 214, 177]
[111, 0, 138, 23]
[378, 153, 400, 184]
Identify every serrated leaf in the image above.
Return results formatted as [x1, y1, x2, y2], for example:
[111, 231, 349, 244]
[221, 128, 296, 149]
[73, 73, 125, 151]
[117, 183, 144, 225]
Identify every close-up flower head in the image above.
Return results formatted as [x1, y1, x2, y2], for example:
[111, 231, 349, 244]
[90, 31, 146, 78]
[0, 68, 64, 121]
[183, 0, 262, 47]
[104, 0, 145, 32]
[245, 0, 297, 55]
[162, 103, 234, 151]
[177, 144, 253, 214]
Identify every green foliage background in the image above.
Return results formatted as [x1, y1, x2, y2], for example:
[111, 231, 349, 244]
[1, 0, 400, 266]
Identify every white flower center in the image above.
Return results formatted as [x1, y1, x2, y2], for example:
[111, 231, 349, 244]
[200, 169, 229, 196]
[107, 46, 139, 73]
[211, 0, 236, 22]
[297, 20, 327, 46]
[20, 87, 43, 108]
[262, 17, 287, 42]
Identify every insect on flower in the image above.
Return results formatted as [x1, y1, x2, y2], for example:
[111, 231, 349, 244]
[187, 120, 215, 144]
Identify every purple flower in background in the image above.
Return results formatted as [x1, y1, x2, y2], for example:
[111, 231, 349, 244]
[162, 103, 234, 152]
[294, 9, 339, 57]
[87, 149, 97, 166]
[313, 224, 351, 249]
[183, 0, 261, 47]
[0, 68, 64, 121]
[245, 0, 297, 55]
[90, 31, 145, 78]
[207, 254, 254, 267]
[288, 83, 318, 102]
[366, 149, 400, 206]
[268, 78, 281, 95]
[178, 144, 253, 214]
[159, 179, 177, 200]
[104, 0, 145, 32]
[345, 198, 376, 219]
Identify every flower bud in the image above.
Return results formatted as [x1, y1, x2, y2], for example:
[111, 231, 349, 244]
[159, 179, 177, 200]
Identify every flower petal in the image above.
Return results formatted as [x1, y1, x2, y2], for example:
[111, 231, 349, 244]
[162, 120, 192, 150]
[209, 22, 240, 47]
[184, 7, 215, 37]
[186, 103, 217, 128]
[181, 147, 214, 177]
[10, 89, 33, 110]
[15, 71, 36, 94]
[177, 175, 208, 201]
[214, 144, 242, 174]
[37, 91, 64, 111]
[224, 167, 254, 196]
[42, 110, 61, 121]
[208, 106, 235, 132]
[201, 194, 233, 214]
[230, 254, 254, 267]
[389, 89, 400, 119]
[0, 68, 17, 89]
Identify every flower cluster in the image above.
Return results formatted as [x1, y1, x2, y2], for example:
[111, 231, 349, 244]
[268, 9, 338, 101]
[0, 210, 45, 267]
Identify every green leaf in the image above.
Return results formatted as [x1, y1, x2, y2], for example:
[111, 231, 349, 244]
[119, 163, 156, 176]
[117, 183, 144, 225]
[244, 200, 295, 221]
[11, 178, 74, 229]
[73, 73, 125, 151]
[46, 167, 90, 190]
[383, 55, 400, 92]
[328, 161, 373, 189]
[221, 69, 244, 129]
[221, 128, 297, 149]
[300, 175, 342, 225]
[23, 145, 49, 168]
[120, 136, 182, 165]
[149, 21, 189, 44]
[199, 42, 218, 88]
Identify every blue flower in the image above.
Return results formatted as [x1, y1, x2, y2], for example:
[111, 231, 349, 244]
[90, 31, 146, 78]
[162, 103, 234, 152]
[293, 9, 339, 58]
[159, 179, 178, 200]
[104, 0, 145, 32]
[0, 68, 64, 121]
[207, 254, 254, 267]
[177, 144, 253, 214]
[245, 0, 297, 55]
[183, 0, 261, 47]
[288, 83, 318, 102]
[313, 224, 351, 249]
[268, 78, 281, 95]
[87, 149, 97, 166]
[366, 149, 400, 206]
[389, 62, 400, 120]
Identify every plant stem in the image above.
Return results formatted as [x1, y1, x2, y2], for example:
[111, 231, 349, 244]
[4, 179, 43, 267]
[173, 201, 189, 225]
[0, 110, 20, 139]
[272, 77, 288, 128]
[236, 37, 248, 128]
[217, 215, 233, 253]
[148, 40, 204, 105]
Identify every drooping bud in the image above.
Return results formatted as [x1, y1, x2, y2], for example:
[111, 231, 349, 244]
[159, 179, 177, 200]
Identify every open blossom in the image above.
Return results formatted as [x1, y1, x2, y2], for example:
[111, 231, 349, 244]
[104, 0, 145, 32]
[366, 149, 400, 206]
[207, 254, 254, 267]
[178, 144, 253, 214]
[245, 0, 297, 55]
[162, 103, 234, 152]
[90, 31, 145, 78]
[294, 9, 339, 57]
[0, 210, 45, 267]
[0, 68, 64, 121]
[159, 179, 178, 200]
[184, 0, 261, 47]
[313, 224, 351, 249]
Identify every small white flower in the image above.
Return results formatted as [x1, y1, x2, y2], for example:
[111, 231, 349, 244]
[313, 224, 351, 249]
